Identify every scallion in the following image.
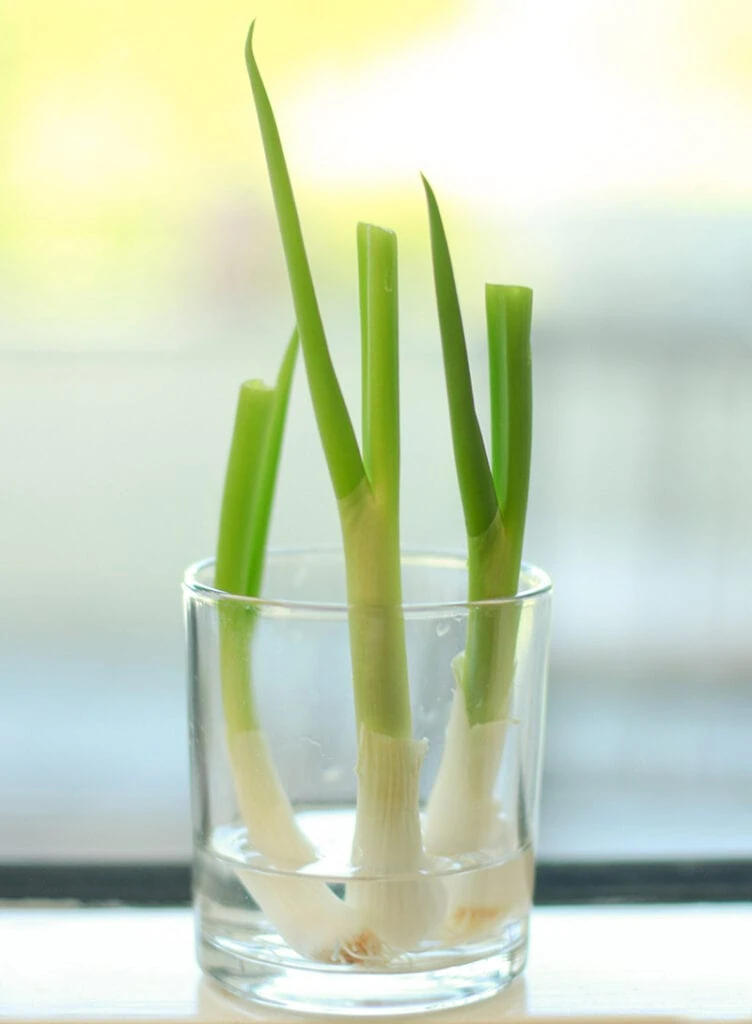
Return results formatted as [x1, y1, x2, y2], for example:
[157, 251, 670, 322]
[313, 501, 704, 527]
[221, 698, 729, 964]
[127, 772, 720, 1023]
[244, 23, 445, 954]
[215, 334, 384, 961]
[421, 180, 534, 935]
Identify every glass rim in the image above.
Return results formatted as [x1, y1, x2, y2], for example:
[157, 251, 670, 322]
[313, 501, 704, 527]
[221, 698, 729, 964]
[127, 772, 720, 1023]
[183, 547, 552, 617]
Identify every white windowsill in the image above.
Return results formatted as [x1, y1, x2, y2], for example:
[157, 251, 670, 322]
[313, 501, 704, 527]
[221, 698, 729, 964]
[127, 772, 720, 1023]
[1, 904, 750, 1022]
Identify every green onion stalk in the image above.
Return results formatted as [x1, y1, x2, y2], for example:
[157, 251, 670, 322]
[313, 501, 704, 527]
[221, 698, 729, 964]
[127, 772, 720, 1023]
[215, 335, 384, 962]
[421, 181, 535, 938]
[244, 24, 445, 956]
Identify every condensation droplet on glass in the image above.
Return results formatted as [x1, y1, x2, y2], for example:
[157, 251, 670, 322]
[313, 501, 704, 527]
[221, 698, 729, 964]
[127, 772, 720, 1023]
[436, 620, 450, 637]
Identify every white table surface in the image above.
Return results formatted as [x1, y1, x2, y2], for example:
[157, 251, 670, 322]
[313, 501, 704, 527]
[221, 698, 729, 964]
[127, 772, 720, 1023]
[1, 904, 750, 1023]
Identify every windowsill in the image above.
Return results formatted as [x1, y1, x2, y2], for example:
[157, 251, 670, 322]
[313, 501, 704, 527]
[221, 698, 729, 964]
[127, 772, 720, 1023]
[1, 904, 750, 1021]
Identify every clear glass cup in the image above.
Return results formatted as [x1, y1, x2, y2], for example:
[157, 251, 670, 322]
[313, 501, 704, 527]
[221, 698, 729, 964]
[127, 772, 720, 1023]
[184, 549, 552, 1017]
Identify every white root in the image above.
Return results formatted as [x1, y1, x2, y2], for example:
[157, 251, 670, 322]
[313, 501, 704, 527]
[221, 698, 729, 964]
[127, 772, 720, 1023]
[424, 679, 533, 940]
[346, 726, 447, 951]
[229, 729, 315, 869]
[229, 730, 380, 963]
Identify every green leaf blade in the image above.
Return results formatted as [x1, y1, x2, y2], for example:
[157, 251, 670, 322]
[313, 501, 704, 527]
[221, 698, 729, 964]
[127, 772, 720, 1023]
[215, 336, 299, 736]
[485, 284, 510, 512]
[215, 379, 276, 738]
[422, 175, 498, 539]
[244, 329, 300, 596]
[358, 224, 371, 481]
[245, 24, 364, 500]
[496, 284, 533, 575]
[215, 380, 276, 597]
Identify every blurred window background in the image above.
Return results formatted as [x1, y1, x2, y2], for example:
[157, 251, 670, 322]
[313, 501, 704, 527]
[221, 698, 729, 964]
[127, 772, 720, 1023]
[1, 0, 750, 865]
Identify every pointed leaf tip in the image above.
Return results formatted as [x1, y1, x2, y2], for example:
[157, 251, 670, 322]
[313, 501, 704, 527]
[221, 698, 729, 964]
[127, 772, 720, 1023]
[245, 20, 256, 61]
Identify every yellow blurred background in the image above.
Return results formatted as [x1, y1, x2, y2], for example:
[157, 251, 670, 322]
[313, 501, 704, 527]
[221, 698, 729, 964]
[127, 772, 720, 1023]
[2, 0, 751, 349]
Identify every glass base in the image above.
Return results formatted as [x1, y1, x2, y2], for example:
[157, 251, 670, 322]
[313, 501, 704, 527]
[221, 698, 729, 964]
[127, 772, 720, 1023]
[200, 934, 527, 1017]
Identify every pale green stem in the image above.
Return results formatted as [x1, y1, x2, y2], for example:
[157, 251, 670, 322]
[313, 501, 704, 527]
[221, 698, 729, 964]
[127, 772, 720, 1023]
[350, 223, 410, 738]
[464, 512, 519, 724]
